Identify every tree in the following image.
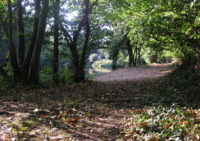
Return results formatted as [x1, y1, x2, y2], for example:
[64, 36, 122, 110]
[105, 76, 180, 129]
[52, 0, 60, 83]
[107, 0, 200, 68]
[0, 0, 50, 84]
[142, 0, 200, 68]
[61, 0, 98, 82]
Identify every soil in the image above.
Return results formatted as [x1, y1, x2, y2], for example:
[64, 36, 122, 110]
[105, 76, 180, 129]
[0, 64, 174, 141]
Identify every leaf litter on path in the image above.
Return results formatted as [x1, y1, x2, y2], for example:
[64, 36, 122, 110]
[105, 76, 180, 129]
[2, 64, 194, 141]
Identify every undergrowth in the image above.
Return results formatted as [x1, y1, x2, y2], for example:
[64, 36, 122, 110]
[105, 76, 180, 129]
[124, 68, 200, 141]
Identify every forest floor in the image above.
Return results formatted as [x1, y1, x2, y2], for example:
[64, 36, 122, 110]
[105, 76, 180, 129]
[0, 64, 200, 141]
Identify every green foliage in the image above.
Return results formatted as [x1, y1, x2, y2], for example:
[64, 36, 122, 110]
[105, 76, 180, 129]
[116, 51, 129, 68]
[0, 77, 7, 91]
[123, 67, 200, 141]
[125, 104, 199, 140]
[40, 65, 74, 83]
[40, 65, 53, 83]
[59, 68, 74, 82]
[4, 61, 12, 76]
[102, 0, 200, 68]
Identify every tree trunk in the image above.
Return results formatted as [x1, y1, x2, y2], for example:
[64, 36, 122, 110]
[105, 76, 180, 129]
[61, 0, 97, 82]
[17, 0, 25, 67]
[71, 43, 80, 82]
[112, 49, 119, 70]
[53, 0, 60, 83]
[30, 0, 49, 84]
[134, 48, 138, 65]
[126, 39, 135, 67]
[78, 1, 91, 82]
[21, 0, 41, 82]
[8, 0, 20, 83]
[138, 47, 141, 65]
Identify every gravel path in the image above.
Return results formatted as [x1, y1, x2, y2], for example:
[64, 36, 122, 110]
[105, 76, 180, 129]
[95, 64, 174, 82]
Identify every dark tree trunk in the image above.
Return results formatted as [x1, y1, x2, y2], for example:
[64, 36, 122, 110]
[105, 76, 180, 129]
[53, 0, 60, 83]
[78, 23, 90, 81]
[8, 0, 20, 83]
[21, 0, 41, 82]
[138, 47, 141, 65]
[126, 39, 135, 67]
[70, 11, 84, 82]
[71, 42, 80, 82]
[150, 53, 158, 63]
[78, 1, 91, 82]
[134, 48, 138, 65]
[61, 26, 81, 82]
[30, 0, 49, 84]
[112, 49, 119, 70]
[17, 0, 25, 67]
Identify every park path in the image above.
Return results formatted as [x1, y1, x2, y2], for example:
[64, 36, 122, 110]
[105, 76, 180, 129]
[0, 64, 174, 141]
[95, 64, 173, 82]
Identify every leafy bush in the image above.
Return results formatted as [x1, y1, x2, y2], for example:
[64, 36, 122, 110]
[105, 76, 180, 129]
[59, 68, 74, 82]
[40, 65, 53, 83]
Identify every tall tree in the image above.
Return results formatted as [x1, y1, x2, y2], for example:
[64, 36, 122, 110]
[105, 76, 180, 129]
[7, 0, 20, 83]
[53, 0, 60, 83]
[17, 0, 25, 67]
[21, 0, 41, 82]
[30, 0, 50, 83]
[0, 0, 50, 84]
[61, 0, 98, 82]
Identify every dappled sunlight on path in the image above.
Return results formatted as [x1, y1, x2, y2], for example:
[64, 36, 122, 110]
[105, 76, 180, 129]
[95, 64, 174, 82]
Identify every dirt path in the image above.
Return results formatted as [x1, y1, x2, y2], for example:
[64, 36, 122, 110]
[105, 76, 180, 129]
[95, 64, 173, 82]
[0, 64, 174, 141]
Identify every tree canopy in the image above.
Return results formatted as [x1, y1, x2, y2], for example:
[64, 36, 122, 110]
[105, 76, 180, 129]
[0, 0, 199, 84]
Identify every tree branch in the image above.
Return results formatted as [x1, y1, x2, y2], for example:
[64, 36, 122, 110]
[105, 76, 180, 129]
[73, 19, 85, 43]
[61, 24, 72, 45]
[89, 0, 98, 12]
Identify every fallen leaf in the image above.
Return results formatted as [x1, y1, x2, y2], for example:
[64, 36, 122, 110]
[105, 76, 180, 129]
[138, 122, 148, 126]
[65, 118, 79, 123]
[163, 124, 171, 129]
[181, 121, 189, 125]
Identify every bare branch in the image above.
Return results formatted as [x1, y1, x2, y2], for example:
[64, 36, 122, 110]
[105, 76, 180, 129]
[61, 25, 72, 46]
